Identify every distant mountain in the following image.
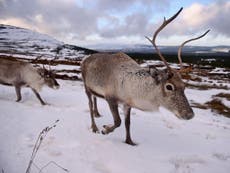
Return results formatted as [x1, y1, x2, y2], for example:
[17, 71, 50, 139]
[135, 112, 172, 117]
[88, 43, 230, 67]
[0, 24, 96, 61]
[88, 43, 230, 54]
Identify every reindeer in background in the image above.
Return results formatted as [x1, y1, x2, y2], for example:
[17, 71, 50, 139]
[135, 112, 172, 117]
[0, 58, 60, 105]
[81, 7, 209, 145]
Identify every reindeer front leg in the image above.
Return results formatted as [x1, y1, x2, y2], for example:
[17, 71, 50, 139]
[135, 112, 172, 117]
[102, 98, 121, 134]
[15, 85, 22, 102]
[31, 88, 46, 105]
[123, 105, 136, 145]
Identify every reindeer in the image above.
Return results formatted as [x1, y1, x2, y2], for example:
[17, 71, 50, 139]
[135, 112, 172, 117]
[81, 8, 209, 145]
[0, 58, 60, 105]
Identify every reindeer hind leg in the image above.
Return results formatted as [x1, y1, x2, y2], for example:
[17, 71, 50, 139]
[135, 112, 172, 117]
[93, 96, 101, 117]
[86, 90, 99, 133]
[123, 105, 136, 145]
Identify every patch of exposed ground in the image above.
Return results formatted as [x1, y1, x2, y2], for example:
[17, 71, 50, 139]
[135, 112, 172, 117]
[191, 93, 230, 118]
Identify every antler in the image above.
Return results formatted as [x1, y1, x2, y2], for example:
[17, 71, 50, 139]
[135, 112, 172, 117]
[146, 7, 183, 71]
[178, 29, 210, 70]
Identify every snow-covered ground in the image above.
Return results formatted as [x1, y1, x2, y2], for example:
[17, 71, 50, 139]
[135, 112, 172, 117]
[0, 80, 230, 173]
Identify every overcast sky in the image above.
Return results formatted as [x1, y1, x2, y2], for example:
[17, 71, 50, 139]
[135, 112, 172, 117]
[0, 0, 229, 47]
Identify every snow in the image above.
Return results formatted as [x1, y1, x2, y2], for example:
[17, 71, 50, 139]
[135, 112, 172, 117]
[222, 98, 230, 107]
[140, 60, 164, 67]
[52, 64, 81, 71]
[201, 58, 216, 63]
[0, 80, 230, 173]
[209, 68, 230, 74]
[212, 48, 230, 53]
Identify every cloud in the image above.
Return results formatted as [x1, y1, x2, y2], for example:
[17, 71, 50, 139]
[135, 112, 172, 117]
[98, 12, 149, 38]
[208, 1, 230, 37]
[95, 0, 169, 12]
[144, 1, 230, 46]
[0, 0, 229, 46]
[173, 1, 230, 37]
[0, 0, 100, 41]
[0, 0, 171, 44]
[0, 17, 33, 30]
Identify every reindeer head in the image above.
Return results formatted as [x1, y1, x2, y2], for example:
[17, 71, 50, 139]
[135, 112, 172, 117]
[146, 7, 209, 120]
[39, 65, 60, 89]
[158, 69, 194, 120]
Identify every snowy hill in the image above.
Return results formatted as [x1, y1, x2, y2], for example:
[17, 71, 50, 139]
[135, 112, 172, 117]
[0, 24, 96, 61]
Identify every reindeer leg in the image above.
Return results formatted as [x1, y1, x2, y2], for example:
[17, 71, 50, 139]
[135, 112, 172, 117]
[102, 98, 121, 134]
[31, 88, 46, 105]
[123, 105, 136, 145]
[93, 96, 101, 117]
[15, 85, 22, 102]
[86, 90, 99, 133]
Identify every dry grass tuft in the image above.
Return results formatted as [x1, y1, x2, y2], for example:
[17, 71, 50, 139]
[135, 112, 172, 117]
[214, 93, 230, 101]
[191, 102, 207, 110]
[205, 99, 230, 118]
[191, 95, 230, 118]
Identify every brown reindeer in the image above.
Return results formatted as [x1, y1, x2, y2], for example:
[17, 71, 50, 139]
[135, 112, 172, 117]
[81, 8, 208, 145]
[0, 58, 59, 105]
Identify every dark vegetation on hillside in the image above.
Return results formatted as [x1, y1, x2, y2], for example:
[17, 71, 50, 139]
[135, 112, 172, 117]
[126, 52, 230, 68]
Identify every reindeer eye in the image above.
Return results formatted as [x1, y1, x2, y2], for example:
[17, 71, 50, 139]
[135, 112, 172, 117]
[165, 83, 174, 91]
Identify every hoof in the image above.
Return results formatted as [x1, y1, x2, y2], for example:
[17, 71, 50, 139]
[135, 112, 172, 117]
[93, 111, 102, 118]
[41, 102, 46, 106]
[92, 129, 99, 133]
[91, 125, 99, 133]
[125, 139, 137, 146]
[101, 128, 108, 135]
[94, 114, 102, 118]
[101, 129, 108, 135]
[101, 124, 113, 135]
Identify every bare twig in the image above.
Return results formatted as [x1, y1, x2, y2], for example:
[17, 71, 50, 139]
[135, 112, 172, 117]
[39, 161, 69, 173]
[25, 120, 60, 173]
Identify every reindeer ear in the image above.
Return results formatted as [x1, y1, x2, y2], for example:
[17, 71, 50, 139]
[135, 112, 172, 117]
[37, 67, 51, 78]
[149, 68, 159, 78]
[155, 69, 175, 83]
[167, 71, 174, 79]
[160, 68, 174, 80]
[37, 68, 45, 77]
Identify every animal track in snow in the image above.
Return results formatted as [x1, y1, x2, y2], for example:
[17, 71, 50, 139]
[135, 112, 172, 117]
[170, 156, 205, 173]
[212, 153, 230, 161]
